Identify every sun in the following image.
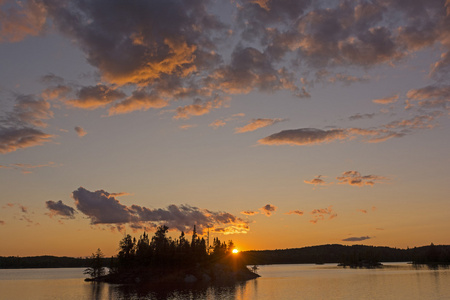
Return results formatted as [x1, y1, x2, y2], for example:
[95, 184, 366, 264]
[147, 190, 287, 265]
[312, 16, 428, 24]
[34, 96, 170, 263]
[232, 249, 239, 254]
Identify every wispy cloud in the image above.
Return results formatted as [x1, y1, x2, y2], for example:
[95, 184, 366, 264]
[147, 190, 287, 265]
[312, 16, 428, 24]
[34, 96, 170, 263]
[240, 210, 259, 216]
[235, 118, 286, 133]
[0, 162, 56, 174]
[310, 206, 337, 224]
[286, 210, 304, 216]
[337, 171, 388, 187]
[304, 175, 329, 186]
[372, 95, 399, 105]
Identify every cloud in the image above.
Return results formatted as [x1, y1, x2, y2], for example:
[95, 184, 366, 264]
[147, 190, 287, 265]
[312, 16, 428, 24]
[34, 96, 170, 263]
[260, 204, 277, 216]
[406, 85, 450, 110]
[372, 95, 399, 105]
[0, 0, 47, 42]
[42, 0, 226, 86]
[74, 126, 87, 137]
[259, 112, 443, 147]
[0, 94, 55, 154]
[337, 171, 388, 187]
[304, 175, 328, 186]
[286, 210, 304, 216]
[235, 118, 286, 133]
[72, 187, 133, 224]
[259, 128, 348, 146]
[45, 200, 76, 218]
[357, 209, 368, 214]
[0, 220, 4, 225]
[18, 204, 27, 213]
[67, 85, 126, 110]
[6, 95, 54, 128]
[348, 113, 376, 121]
[310, 206, 337, 224]
[179, 124, 197, 130]
[342, 236, 371, 242]
[240, 210, 259, 216]
[0, 127, 54, 154]
[0, 162, 56, 174]
[72, 187, 249, 235]
[209, 119, 227, 129]
[108, 89, 168, 115]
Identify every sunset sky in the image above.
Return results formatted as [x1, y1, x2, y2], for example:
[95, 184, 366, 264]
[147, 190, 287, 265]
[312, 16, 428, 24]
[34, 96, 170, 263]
[1, 0, 449, 257]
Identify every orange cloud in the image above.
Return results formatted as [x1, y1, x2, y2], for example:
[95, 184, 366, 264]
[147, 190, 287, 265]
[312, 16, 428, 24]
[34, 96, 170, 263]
[372, 95, 399, 104]
[310, 206, 337, 224]
[209, 119, 227, 129]
[235, 118, 286, 133]
[108, 90, 168, 115]
[286, 210, 304, 216]
[0, 0, 47, 42]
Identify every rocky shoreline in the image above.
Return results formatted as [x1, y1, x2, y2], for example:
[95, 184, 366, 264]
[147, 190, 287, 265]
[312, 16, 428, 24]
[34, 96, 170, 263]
[85, 263, 260, 285]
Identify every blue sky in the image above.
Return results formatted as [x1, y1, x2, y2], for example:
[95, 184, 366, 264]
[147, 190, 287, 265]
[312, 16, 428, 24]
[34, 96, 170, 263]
[0, 0, 449, 256]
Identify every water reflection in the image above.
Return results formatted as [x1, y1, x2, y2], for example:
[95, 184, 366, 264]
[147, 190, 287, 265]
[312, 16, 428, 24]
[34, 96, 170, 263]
[107, 280, 250, 300]
[1, 264, 450, 300]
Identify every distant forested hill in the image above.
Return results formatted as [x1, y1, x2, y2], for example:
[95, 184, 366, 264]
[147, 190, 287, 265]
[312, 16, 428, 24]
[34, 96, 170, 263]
[1, 244, 449, 269]
[0, 256, 109, 269]
[240, 244, 450, 265]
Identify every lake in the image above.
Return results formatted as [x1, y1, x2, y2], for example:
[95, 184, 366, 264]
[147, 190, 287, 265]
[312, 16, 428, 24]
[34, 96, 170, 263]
[0, 263, 449, 299]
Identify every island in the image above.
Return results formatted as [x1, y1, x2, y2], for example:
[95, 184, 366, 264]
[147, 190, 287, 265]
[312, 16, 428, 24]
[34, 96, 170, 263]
[84, 225, 260, 285]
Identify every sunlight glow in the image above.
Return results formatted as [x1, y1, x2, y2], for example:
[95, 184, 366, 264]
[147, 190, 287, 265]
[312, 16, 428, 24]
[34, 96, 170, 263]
[232, 249, 239, 254]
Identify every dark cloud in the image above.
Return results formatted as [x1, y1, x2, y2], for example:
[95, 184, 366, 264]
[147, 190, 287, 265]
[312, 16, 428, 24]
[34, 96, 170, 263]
[0, 94, 54, 154]
[72, 187, 249, 235]
[259, 128, 348, 146]
[0, 127, 53, 154]
[342, 236, 371, 242]
[72, 187, 132, 224]
[240, 210, 259, 216]
[260, 204, 277, 216]
[67, 85, 126, 110]
[0, 220, 5, 225]
[43, 0, 226, 86]
[45, 200, 76, 218]
[349, 113, 376, 121]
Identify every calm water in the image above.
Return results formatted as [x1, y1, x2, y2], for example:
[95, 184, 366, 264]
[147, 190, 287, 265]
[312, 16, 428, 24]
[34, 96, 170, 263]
[0, 263, 449, 299]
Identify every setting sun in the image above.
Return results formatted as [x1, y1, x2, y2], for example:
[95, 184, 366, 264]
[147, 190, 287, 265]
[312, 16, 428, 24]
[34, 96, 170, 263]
[232, 249, 239, 254]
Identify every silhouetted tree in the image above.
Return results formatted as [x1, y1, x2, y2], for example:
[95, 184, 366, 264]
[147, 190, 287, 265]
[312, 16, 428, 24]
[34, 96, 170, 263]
[84, 248, 105, 278]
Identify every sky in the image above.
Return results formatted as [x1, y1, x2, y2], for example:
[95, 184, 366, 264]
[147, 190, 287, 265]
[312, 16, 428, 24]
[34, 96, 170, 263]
[0, 0, 449, 257]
